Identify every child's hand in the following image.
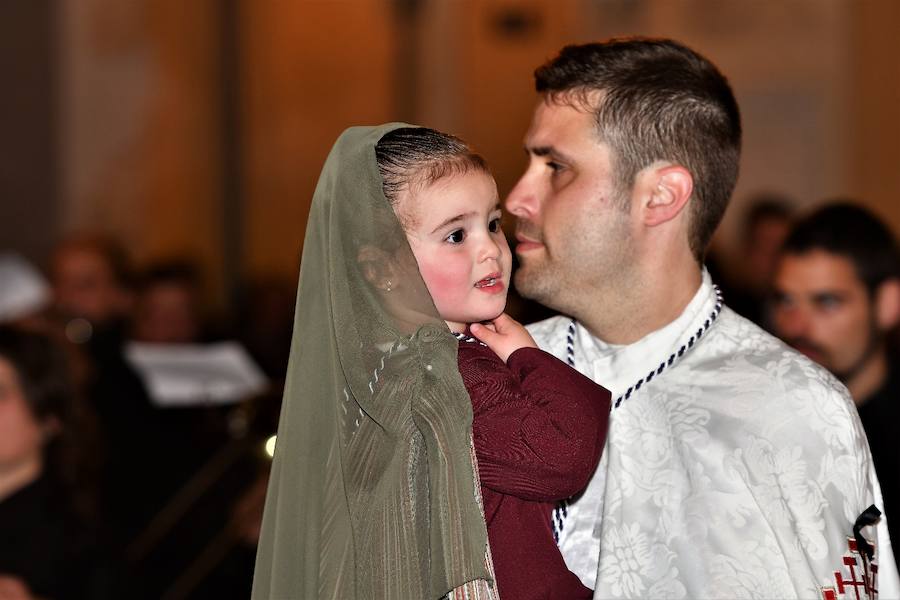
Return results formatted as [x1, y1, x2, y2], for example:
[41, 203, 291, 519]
[470, 313, 538, 363]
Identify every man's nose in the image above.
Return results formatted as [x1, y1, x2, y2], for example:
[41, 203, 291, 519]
[505, 172, 538, 219]
[776, 305, 810, 338]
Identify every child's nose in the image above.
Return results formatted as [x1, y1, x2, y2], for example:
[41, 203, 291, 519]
[479, 236, 502, 262]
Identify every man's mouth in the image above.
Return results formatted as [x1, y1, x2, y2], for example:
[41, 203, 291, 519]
[788, 339, 827, 363]
[514, 228, 543, 252]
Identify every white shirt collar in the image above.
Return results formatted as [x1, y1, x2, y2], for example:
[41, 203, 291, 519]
[573, 269, 718, 399]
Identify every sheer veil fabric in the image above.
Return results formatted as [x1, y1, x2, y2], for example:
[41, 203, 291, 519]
[252, 124, 493, 599]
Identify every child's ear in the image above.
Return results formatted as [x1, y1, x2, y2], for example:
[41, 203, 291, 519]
[640, 165, 693, 227]
[358, 245, 395, 291]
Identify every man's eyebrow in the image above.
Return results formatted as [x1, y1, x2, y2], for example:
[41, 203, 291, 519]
[526, 145, 574, 164]
[812, 291, 847, 301]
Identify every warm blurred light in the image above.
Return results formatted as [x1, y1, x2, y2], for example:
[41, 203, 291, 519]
[264, 434, 277, 459]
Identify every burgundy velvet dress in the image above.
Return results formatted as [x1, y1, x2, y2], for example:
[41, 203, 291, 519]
[457, 335, 610, 600]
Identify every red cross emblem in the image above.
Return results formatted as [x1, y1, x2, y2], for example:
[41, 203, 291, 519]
[821, 538, 878, 600]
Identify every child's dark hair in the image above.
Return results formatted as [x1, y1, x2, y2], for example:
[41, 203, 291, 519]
[375, 127, 488, 212]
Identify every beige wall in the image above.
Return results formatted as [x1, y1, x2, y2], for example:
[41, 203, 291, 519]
[849, 1, 900, 232]
[59, 0, 224, 299]
[239, 1, 396, 278]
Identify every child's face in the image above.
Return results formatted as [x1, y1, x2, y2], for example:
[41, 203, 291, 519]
[400, 170, 512, 333]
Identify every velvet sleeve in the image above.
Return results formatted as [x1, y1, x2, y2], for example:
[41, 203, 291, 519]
[459, 345, 610, 502]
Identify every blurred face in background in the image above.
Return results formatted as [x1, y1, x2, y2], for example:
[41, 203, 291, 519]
[132, 281, 200, 344]
[771, 250, 879, 380]
[51, 245, 131, 325]
[743, 215, 792, 292]
[0, 356, 46, 477]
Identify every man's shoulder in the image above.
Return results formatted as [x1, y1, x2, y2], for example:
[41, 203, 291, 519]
[680, 307, 865, 457]
[706, 306, 852, 406]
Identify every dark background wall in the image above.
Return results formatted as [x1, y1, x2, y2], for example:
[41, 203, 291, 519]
[0, 0, 59, 264]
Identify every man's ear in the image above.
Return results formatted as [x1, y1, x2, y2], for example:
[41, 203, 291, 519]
[875, 278, 900, 330]
[639, 165, 693, 227]
[357, 245, 395, 291]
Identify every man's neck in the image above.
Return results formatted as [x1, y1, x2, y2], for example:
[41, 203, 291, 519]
[847, 351, 888, 406]
[579, 261, 703, 345]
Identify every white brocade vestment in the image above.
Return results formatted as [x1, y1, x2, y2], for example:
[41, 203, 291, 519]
[528, 272, 900, 599]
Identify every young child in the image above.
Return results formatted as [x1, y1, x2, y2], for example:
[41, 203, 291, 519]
[253, 123, 608, 600]
[375, 126, 610, 599]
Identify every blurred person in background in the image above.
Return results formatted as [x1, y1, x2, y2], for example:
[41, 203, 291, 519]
[50, 234, 135, 337]
[234, 277, 295, 380]
[48, 234, 161, 551]
[131, 261, 205, 345]
[0, 255, 52, 329]
[715, 193, 795, 327]
[0, 325, 114, 599]
[772, 202, 900, 569]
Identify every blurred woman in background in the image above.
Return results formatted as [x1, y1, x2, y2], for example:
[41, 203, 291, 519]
[0, 325, 113, 600]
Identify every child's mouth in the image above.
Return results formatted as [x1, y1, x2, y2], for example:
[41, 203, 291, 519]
[474, 273, 502, 288]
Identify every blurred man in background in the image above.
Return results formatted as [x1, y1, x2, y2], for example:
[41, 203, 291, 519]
[132, 261, 205, 345]
[48, 234, 162, 555]
[50, 234, 135, 336]
[719, 193, 794, 327]
[772, 202, 900, 568]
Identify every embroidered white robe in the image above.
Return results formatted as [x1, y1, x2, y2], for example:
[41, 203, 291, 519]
[528, 271, 900, 599]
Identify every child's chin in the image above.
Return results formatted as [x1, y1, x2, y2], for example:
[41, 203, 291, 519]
[480, 307, 506, 323]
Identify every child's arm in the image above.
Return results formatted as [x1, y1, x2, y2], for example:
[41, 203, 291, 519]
[463, 317, 610, 502]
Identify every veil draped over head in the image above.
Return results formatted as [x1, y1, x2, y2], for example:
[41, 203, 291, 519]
[252, 124, 492, 599]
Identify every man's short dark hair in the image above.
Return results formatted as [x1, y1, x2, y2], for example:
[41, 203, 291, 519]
[782, 202, 900, 295]
[535, 38, 742, 262]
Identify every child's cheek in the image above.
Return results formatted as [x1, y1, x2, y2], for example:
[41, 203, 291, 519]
[419, 257, 467, 305]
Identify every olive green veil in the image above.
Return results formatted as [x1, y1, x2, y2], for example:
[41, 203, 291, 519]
[252, 124, 494, 599]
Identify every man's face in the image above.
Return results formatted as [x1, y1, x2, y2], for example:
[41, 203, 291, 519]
[52, 247, 127, 325]
[772, 250, 877, 379]
[133, 282, 200, 344]
[744, 216, 792, 291]
[505, 97, 634, 314]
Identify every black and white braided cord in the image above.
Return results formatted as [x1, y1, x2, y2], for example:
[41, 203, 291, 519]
[552, 285, 724, 544]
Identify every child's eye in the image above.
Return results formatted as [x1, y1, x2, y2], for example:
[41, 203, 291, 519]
[445, 229, 465, 244]
[488, 217, 502, 233]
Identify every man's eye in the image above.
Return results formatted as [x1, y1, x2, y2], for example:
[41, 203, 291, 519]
[814, 295, 842, 310]
[771, 291, 791, 308]
[547, 161, 564, 173]
[488, 217, 501, 233]
[445, 229, 465, 244]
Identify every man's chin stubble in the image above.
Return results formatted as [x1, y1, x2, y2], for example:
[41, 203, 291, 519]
[514, 267, 560, 308]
